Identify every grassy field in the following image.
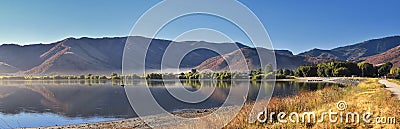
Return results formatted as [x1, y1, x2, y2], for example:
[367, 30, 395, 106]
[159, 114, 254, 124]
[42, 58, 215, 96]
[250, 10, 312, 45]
[389, 79, 400, 85]
[225, 79, 400, 128]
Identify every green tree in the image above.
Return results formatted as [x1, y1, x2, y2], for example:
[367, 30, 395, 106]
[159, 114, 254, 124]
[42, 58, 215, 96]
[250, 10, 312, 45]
[333, 67, 350, 77]
[377, 62, 393, 76]
[294, 66, 317, 77]
[178, 72, 186, 79]
[357, 62, 375, 77]
[191, 69, 197, 74]
[99, 76, 107, 79]
[317, 62, 343, 77]
[294, 69, 304, 77]
[145, 73, 163, 79]
[250, 68, 262, 76]
[317, 63, 329, 77]
[277, 69, 284, 75]
[390, 68, 400, 78]
[110, 72, 121, 79]
[344, 62, 361, 76]
[283, 69, 293, 76]
[110, 73, 118, 77]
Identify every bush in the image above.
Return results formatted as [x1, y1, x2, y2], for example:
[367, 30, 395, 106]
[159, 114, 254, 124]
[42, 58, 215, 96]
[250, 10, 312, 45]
[295, 66, 317, 77]
[99, 76, 107, 79]
[390, 68, 400, 78]
[377, 62, 393, 76]
[275, 74, 286, 79]
[333, 67, 350, 77]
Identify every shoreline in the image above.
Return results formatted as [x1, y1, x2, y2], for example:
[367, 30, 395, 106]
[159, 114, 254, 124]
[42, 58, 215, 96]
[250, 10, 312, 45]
[31, 108, 221, 129]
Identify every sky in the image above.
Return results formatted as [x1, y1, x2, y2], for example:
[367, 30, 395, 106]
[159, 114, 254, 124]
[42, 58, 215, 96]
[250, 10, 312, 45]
[0, 0, 399, 54]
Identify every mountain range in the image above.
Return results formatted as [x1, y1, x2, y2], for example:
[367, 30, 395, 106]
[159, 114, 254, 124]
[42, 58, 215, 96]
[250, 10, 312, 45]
[298, 36, 400, 61]
[364, 45, 400, 68]
[0, 36, 399, 75]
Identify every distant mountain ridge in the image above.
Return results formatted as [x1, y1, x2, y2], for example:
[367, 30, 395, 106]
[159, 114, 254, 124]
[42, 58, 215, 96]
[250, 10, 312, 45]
[0, 62, 19, 73]
[299, 36, 400, 61]
[364, 45, 400, 68]
[0, 36, 399, 75]
[0, 36, 248, 75]
[195, 47, 308, 71]
[195, 36, 400, 71]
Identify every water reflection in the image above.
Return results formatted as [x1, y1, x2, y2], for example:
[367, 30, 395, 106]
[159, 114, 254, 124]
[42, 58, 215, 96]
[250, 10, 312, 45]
[0, 80, 341, 128]
[0, 84, 133, 118]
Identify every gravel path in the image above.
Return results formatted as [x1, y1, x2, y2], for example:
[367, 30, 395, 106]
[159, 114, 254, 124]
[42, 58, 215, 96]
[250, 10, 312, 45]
[379, 79, 400, 99]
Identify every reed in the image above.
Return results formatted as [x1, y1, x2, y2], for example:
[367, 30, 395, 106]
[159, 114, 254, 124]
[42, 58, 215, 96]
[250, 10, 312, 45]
[224, 79, 400, 128]
[389, 79, 400, 85]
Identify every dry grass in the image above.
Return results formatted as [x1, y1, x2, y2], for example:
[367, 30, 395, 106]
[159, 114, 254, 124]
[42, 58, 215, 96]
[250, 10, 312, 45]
[389, 79, 400, 85]
[224, 79, 400, 128]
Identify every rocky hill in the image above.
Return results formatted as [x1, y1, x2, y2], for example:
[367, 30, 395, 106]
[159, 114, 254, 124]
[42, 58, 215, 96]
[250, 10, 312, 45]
[364, 45, 400, 68]
[299, 36, 400, 61]
[0, 36, 246, 75]
[195, 47, 309, 71]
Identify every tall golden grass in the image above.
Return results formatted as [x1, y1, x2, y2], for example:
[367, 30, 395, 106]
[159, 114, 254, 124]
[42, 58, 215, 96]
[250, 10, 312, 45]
[224, 79, 400, 128]
[389, 79, 400, 85]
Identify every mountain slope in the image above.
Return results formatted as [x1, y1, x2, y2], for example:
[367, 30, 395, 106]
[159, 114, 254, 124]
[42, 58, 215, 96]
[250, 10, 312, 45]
[0, 62, 19, 74]
[0, 36, 248, 75]
[0, 43, 56, 71]
[195, 47, 309, 71]
[299, 36, 400, 61]
[196, 36, 400, 71]
[364, 45, 400, 68]
[19, 37, 125, 75]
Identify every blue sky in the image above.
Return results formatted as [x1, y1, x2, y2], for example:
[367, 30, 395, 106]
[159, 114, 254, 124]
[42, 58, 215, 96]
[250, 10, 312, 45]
[0, 0, 399, 54]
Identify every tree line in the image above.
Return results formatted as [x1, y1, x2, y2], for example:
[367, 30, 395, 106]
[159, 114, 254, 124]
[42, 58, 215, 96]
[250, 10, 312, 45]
[294, 61, 396, 78]
[1, 64, 297, 80]
[12, 61, 397, 81]
[145, 69, 249, 80]
[144, 64, 294, 80]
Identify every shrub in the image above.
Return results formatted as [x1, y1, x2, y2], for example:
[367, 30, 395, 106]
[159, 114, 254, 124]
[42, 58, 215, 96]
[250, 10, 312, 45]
[275, 74, 286, 79]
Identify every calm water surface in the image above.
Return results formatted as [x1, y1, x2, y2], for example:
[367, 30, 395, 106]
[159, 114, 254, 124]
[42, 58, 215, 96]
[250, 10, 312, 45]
[0, 80, 342, 128]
